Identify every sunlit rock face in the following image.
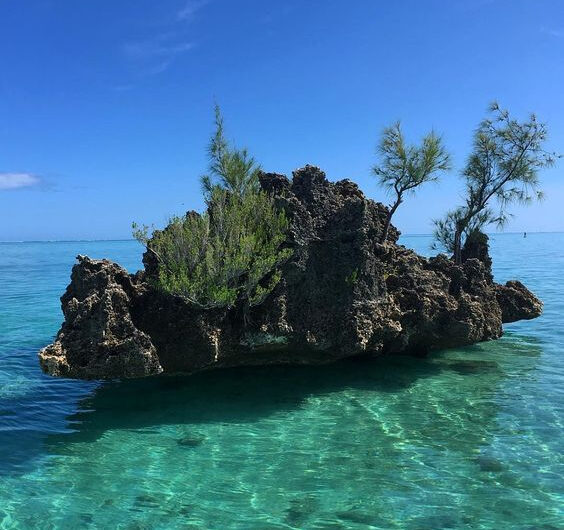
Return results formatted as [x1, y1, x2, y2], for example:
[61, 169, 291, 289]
[39, 165, 542, 379]
[39, 256, 163, 379]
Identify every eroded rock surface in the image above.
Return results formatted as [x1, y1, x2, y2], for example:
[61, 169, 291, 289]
[39, 256, 162, 379]
[39, 166, 542, 379]
[495, 281, 543, 323]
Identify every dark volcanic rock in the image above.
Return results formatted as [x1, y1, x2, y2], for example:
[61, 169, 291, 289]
[39, 256, 162, 379]
[461, 230, 493, 280]
[495, 280, 543, 323]
[39, 165, 543, 379]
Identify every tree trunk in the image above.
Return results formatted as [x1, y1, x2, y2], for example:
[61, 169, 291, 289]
[453, 228, 462, 265]
[380, 199, 401, 243]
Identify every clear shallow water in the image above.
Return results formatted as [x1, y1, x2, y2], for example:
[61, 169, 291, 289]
[0, 235, 562, 529]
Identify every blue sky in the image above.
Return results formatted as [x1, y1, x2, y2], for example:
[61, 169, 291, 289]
[1, 0, 563, 241]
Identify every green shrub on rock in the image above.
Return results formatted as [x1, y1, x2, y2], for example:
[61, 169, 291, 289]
[133, 106, 291, 308]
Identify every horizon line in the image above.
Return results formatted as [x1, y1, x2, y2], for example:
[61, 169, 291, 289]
[1, 231, 563, 243]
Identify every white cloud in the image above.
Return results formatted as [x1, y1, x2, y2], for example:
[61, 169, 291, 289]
[177, 0, 209, 22]
[0, 173, 40, 190]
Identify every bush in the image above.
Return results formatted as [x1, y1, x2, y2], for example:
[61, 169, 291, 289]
[133, 106, 292, 308]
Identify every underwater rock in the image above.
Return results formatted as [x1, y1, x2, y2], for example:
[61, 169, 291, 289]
[177, 435, 205, 448]
[475, 454, 504, 472]
[39, 165, 542, 379]
[443, 359, 500, 375]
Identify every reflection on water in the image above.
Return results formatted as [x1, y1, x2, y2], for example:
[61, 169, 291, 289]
[0, 238, 563, 529]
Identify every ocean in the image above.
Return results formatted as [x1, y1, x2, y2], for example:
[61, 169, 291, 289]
[0, 234, 562, 529]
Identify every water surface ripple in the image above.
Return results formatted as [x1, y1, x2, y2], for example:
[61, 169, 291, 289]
[0, 235, 562, 529]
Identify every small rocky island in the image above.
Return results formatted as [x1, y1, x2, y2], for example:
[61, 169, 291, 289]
[39, 166, 542, 380]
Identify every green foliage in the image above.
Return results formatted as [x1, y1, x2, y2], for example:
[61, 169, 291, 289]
[345, 269, 359, 285]
[373, 122, 451, 242]
[200, 104, 260, 199]
[133, 106, 291, 308]
[373, 122, 451, 194]
[433, 102, 558, 261]
[433, 208, 465, 255]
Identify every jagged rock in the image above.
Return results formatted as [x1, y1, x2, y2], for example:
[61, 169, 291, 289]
[461, 230, 493, 280]
[39, 166, 543, 379]
[39, 256, 162, 379]
[495, 280, 543, 323]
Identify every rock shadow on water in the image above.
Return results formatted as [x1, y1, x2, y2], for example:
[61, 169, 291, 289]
[46, 354, 445, 446]
[0, 333, 544, 476]
[46, 335, 542, 447]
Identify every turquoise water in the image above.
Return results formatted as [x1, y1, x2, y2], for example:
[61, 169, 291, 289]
[0, 235, 563, 529]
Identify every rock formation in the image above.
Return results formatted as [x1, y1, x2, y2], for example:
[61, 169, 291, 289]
[39, 166, 542, 379]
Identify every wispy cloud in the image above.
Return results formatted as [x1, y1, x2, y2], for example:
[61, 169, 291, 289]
[177, 0, 209, 22]
[123, 39, 194, 60]
[542, 27, 564, 38]
[118, 1, 209, 81]
[0, 173, 40, 191]
[122, 35, 194, 75]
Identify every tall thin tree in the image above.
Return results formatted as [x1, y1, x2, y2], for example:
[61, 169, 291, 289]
[200, 104, 260, 200]
[434, 102, 557, 264]
[373, 122, 450, 243]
